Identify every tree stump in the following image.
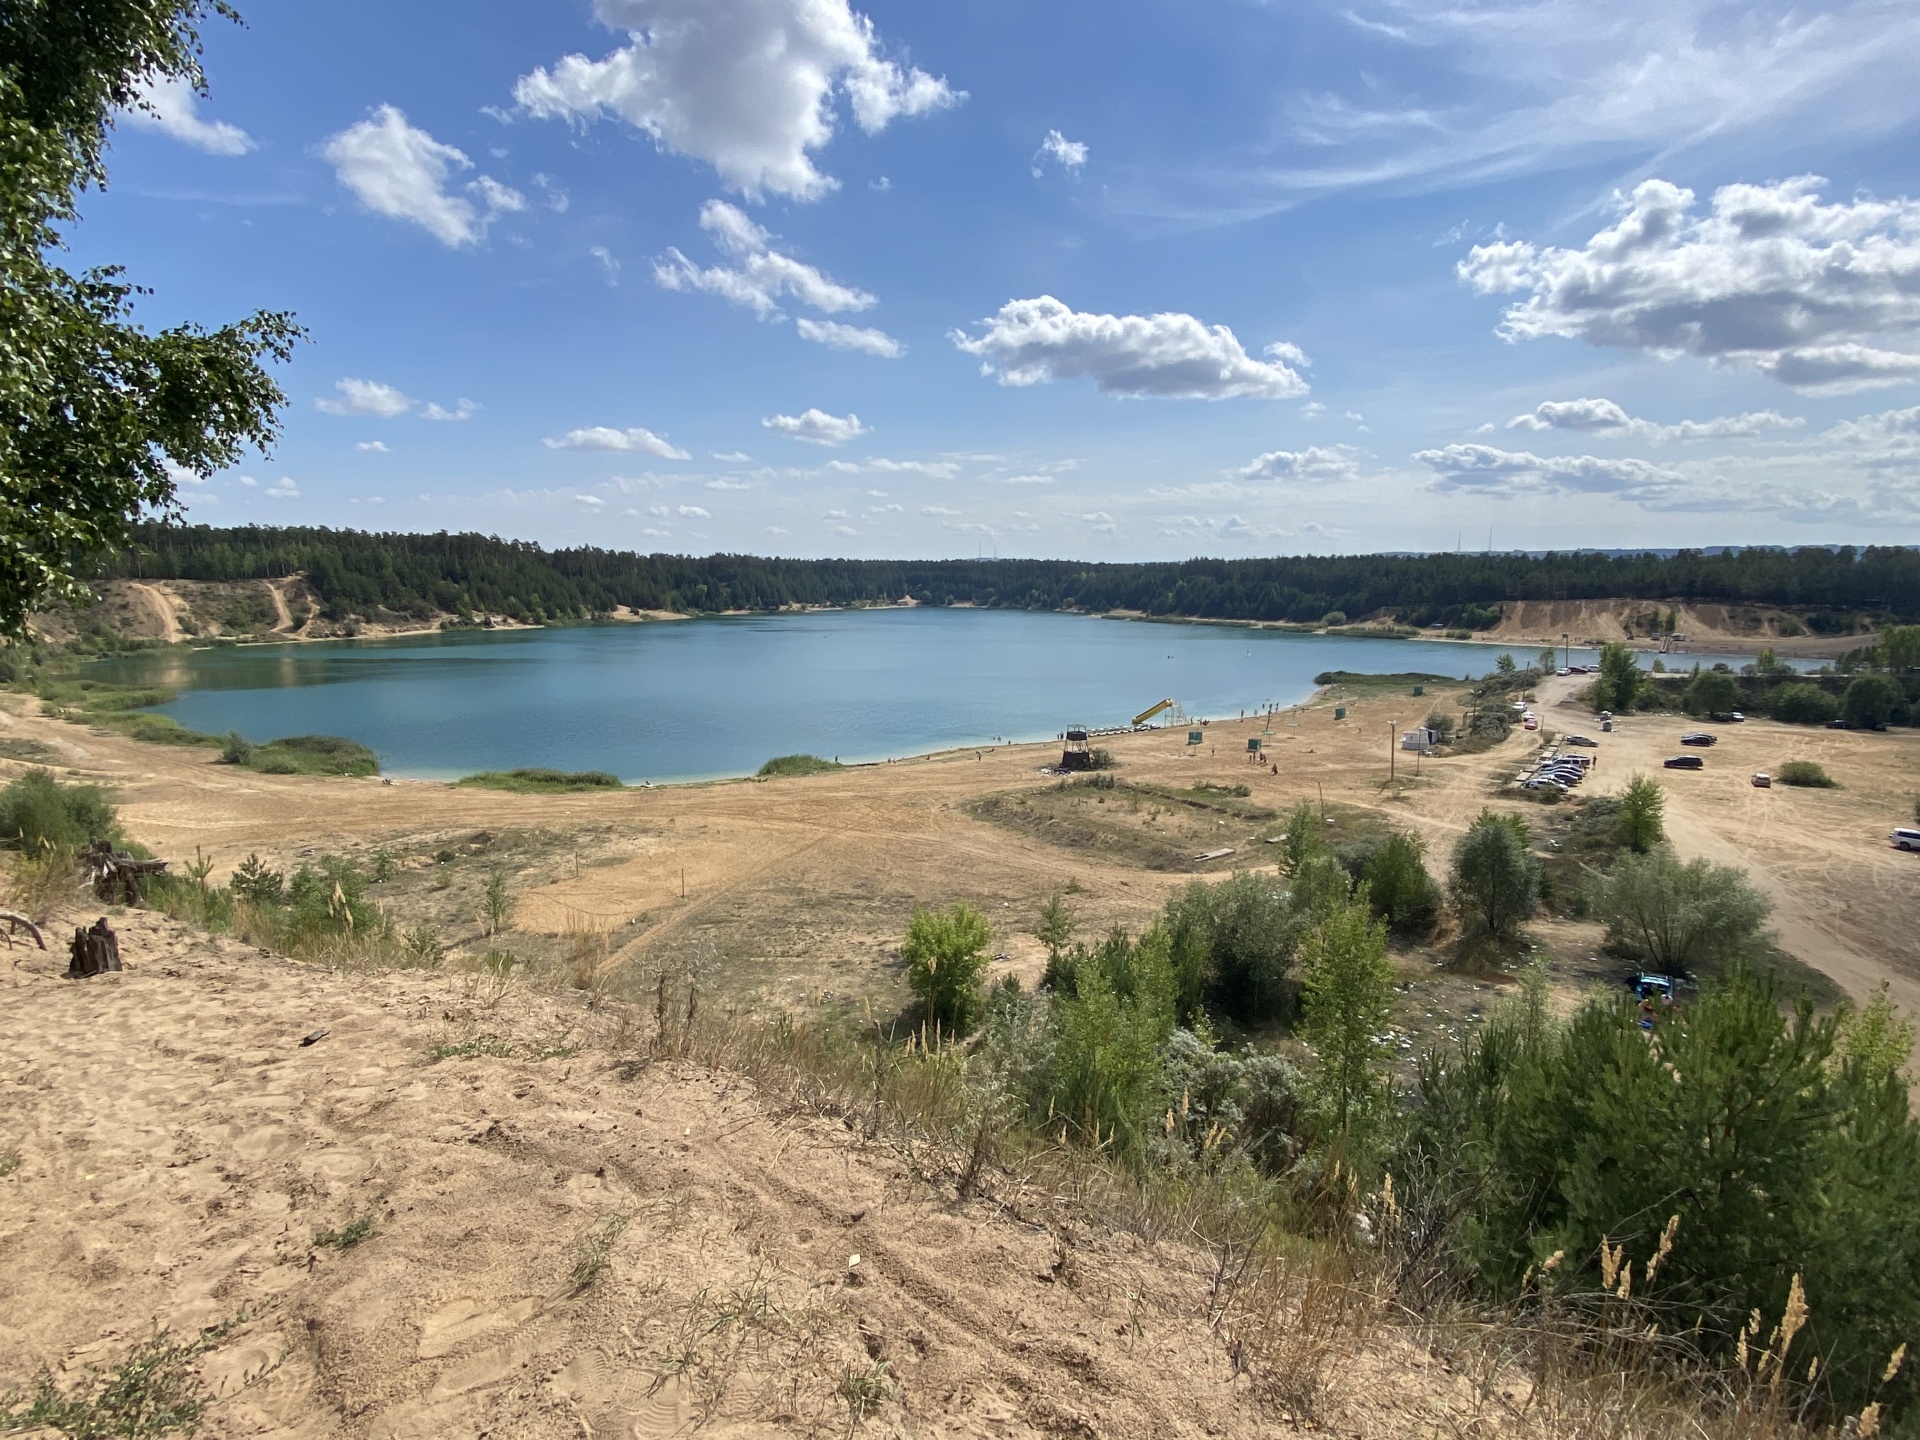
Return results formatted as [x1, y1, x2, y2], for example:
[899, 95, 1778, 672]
[82, 840, 169, 904]
[68, 918, 122, 978]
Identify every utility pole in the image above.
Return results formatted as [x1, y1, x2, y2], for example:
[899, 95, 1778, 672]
[1562, 631, 1570, 671]
[1388, 720, 1397, 784]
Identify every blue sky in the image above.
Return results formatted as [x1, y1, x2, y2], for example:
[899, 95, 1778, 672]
[75, 0, 1920, 557]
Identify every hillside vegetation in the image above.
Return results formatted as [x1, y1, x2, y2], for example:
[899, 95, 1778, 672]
[87, 526, 1920, 630]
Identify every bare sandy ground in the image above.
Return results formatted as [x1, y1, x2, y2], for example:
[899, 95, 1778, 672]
[1, 912, 1531, 1439]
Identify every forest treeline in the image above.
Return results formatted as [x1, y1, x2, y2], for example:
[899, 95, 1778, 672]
[98, 525, 1920, 627]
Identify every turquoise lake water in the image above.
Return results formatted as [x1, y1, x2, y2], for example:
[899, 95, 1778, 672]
[83, 610, 1758, 782]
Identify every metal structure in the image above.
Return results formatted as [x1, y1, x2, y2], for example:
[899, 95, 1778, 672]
[1059, 727, 1093, 771]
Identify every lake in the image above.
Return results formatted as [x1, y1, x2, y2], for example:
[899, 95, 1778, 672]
[83, 609, 1753, 782]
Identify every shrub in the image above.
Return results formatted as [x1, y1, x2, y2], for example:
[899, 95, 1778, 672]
[1682, 667, 1739, 716]
[1164, 871, 1301, 1026]
[1361, 831, 1442, 936]
[1298, 893, 1395, 1140]
[248, 735, 379, 777]
[1087, 746, 1116, 770]
[455, 768, 622, 792]
[230, 852, 284, 904]
[1583, 848, 1773, 976]
[0, 769, 116, 852]
[1777, 759, 1838, 788]
[1277, 801, 1325, 875]
[1448, 810, 1541, 938]
[757, 754, 844, 778]
[1770, 681, 1839, 725]
[1591, 642, 1643, 712]
[902, 903, 992, 1034]
[220, 730, 254, 765]
[1321, 610, 1347, 627]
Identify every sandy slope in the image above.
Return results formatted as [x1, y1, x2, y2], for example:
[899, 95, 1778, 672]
[0, 915, 1517, 1440]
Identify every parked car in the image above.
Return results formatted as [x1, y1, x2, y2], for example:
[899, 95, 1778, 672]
[1680, 732, 1717, 746]
[1664, 754, 1705, 770]
[1564, 735, 1597, 747]
[1892, 827, 1920, 852]
[1751, 773, 1772, 788]
[1729, 712, 1745, 722]
[1828, 719, 1853, 730]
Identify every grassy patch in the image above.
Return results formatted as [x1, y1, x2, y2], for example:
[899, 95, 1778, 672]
[1311, 670, 1460, 691]
[0, 738, 52, 762]
[567, 1213, 631, 1294]
[246, 735, 379, 777]
[0, 1324, 238, 1439]
[757, 753, 844, 778]
[313, 1212, 377, 1250]
[107, 713, 225, 748]
[455, 768, 624, 793]
[0, 1148, 18, 1178]
[1776, 759, 1839, 788]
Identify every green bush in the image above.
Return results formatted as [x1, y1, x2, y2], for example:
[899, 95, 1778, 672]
[1583, 848, 1772, 976]
[247, 734, 379, 777]
[1842, 673, 1903, 729]
[901, 903, 992, 1034]
[1298, 892, 1395, 1140]
[220, 731, 254, 765]
[230, 853, 284, 904]
[1613, 773, 1666, 853]
[1164, 871, 1301, 1026]
[1682, 667, 1739, 716]
[1360, 831, 1442, 936]
[1777, 759, 1838, 788]
[0, 768, 116, 852]
[1770, 682, 1840, 725]
[455, 768, 623, 793]
[1400, 971, 1920, 1419]
[757, 753, 845, 777]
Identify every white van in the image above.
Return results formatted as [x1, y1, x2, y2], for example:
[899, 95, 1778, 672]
[1892, 828, 1920, 852]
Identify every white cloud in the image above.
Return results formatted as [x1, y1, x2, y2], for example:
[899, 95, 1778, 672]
[922, 505, 959, 516]
[1033, 129, 1088, 177]
[1412, 442, 1684, 498]
[1506, 397, 1804, 442]
[126, 75, 254, 155]
[655, 200, 875, 319]
[513, 0, 962, 201]
[796, 317, 904, 357]
[316, 378, 413, 418]
[951, 296, 1309, 399]
[677, 504, 711, 518]
[832, 525, 859, 536]
[421, 399, 481, 422]
[824, 456, 958, 479]
[319, 106, 524, 247]
[237, 475, 257, 487]
[711, 450, 752, 462]
[589, 245, 621, 286]
[1826, 403, 1920, 444]
[706, 479, 751, 490]
[1463, 177, 1920, 392]
[575, 494, 607, 509]
[1234, 445, 1363, 482]
[544, 426, 691, 459]
[762, 408, 869, 446]
[355, 440, 389, 453]
[265, 477, 300, 500]
[868, 503, 903, 514]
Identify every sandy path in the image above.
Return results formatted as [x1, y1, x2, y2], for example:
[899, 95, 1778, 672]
[126, 582, 186, 645]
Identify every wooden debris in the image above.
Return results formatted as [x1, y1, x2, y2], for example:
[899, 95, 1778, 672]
[82, 839, 168, 904]
[0, 909, 46, 950]
[67, 918, 121, 978]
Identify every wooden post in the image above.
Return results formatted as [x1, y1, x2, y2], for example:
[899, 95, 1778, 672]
[67, 918, 121, 978]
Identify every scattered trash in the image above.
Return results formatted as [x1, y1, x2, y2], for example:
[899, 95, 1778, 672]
[299, 1028, 330, 1047]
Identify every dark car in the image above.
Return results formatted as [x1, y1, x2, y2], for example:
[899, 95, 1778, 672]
[1828, 719, 1853, 730]
[1564, 734, 1598, 747]
[1663, 754, 1705, 769]
[1680, 732, 1717, 746]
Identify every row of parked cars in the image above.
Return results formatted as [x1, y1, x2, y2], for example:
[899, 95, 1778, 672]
[1517, 748, 1594, 793]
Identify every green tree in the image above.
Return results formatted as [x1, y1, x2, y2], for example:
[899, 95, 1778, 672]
[0, 0, 301, 637]
[1035, 925, 1177, 1156]
[1538, 646, 1559, 675]
[1298, 891, 1396, 1139]
[1591, 642, 1643, 712]
[1878, 624, 1920, 673]
[1613, 773, 1666, 853]
[1035, 892, 1075, 965]
[902, 903, 993, 1034]
[1164, 871, 1300, 1025]
[482, 863, 515, 936]
[1496, 652, 1517, 676]
[1278, 800, 1325, 875]
[1771, 682, 1840, 725]
[1289, 850, 1354, 923]
[1362, 830, 1442, 936]
[1584, 848, 1773, 975]
[1449, 810, 1541, 938]
[1683, 668, 1740, 717]
[1843, 672, 1903, 728]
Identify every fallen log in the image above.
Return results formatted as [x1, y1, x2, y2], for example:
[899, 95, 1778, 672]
[82, 839, 168, 904]
[68, 917, 121, 978]
[0, 909, 46, 950]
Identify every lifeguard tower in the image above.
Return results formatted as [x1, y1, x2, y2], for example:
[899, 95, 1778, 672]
[1059, 727, 1093, 771]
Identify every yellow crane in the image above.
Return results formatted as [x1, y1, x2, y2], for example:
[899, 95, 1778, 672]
[1132, 698, 1176, 727]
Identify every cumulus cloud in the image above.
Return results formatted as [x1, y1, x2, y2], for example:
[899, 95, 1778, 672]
[316, 378, 414, 418]
[1506, 397, 1803, 441]
[1825, 403, 1920, 444]
[1412, 442, 1684, 498]
[1462, 177, 1920, 392]
[712, 450, 752, 462]
[795, 317, 903, 357]
[513, 0, 962, 202]
[762, 408, 870, 445]
[126, 75, 254, 155]
[355, 440, 389, 453]
[320, 106, 524, 247]
[1033, 129, 1088, 177]
[677, 504, 711, 518]
[825, 456, 958, 478]
[421, 399, 480, 422]
[1234, 445, 1362, 482]
[951, 296, 1309, 399]
[544, 426, 691, 458]
[264, 477, 300, 500]
[655, 200, 875, 319]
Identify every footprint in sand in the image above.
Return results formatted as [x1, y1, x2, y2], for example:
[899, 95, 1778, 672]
[416, 1296, 542, 1359]
[553, 1350, 692, 1438]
